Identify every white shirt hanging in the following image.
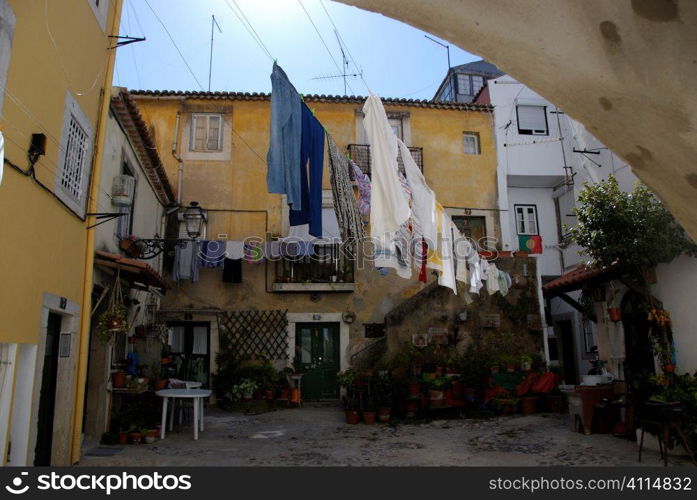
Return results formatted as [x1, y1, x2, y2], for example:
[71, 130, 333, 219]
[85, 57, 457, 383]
[398, 140, 436, 246]
[362, 94, 411, 243]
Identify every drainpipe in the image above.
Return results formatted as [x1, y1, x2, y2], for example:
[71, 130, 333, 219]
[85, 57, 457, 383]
[534, 255, 551, 367]
[71, 0, 123, 464]
[172, 109, 183, 204]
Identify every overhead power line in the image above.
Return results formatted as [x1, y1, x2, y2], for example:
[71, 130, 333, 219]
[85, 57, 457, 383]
[143, 0, 205, 90]
[224, 0, 274, 63]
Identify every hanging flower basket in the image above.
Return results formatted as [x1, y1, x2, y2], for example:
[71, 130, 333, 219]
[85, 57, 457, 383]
[119, 236, 142, 258]
[95, 271, 129, 343]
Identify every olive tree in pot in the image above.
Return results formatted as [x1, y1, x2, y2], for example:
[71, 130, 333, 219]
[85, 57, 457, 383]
[338, 369, 361, 424]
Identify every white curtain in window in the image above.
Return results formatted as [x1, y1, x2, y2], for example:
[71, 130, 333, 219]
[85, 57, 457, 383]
[207, 115, 221, 150]
[192, 326, 208, 355]
[517, 105, 547, 132]
[169, 326, 185, 353]
[192, 115, 207, 150]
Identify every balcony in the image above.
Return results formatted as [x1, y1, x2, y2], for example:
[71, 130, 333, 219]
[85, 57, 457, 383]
[273, 243, 356, 292]
[347, 144, 423, 179]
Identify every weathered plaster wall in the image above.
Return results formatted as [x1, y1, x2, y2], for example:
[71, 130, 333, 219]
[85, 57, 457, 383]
[384, 256, 543, 361]
[338, 0, 697, 241]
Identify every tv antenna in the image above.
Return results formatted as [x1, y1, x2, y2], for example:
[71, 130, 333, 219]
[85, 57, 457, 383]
[311, 30, 362, 96]
[208, 15, 222, 91]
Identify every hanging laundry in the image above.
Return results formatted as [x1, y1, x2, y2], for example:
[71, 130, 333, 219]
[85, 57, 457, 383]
[469, 260, 483, 295]
[173, 240, 200, 283]
[437, 211, 457, 294]
[362, 94, 411, 242]
[452, 225, 469, 284]
[245, 241, 264, 264]
[289, 103, 324, 237]
[326, 135, 365, 241]
[417, 238, 428, 283]
[225, 240, 245, 260]
[267, 63, 303, 210]
[222, 258, 242, 283]
[498, 270, 511, 296]
[486, 262, 500, 295]
[350, 158, 371, 217]
[198, 240, 225, 268]
[398, 140, 437, 246]
[427, 203, 445, 271]
[264, 240, 282, 260]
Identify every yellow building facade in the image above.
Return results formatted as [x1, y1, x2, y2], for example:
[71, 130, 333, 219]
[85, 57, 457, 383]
[0, 0, 122, 465]
[132, 90, 499, 399]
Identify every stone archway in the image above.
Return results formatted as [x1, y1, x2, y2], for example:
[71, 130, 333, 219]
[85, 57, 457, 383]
[338, 0, 697, 238]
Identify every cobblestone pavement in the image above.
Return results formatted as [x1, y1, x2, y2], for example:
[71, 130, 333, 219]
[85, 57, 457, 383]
[78, 405, 692, 467]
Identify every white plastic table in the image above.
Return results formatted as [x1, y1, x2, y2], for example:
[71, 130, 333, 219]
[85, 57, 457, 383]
[156, 389, 211, 440]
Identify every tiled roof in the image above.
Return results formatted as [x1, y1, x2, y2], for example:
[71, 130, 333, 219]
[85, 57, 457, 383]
[129, 90, 493, 112]
[111, 89, 176, 205]
[542, 264, 618, 294]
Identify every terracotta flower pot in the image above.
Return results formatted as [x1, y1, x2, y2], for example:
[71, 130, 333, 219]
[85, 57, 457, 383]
[362, 411, 376, 424]
[345, 409, 360, 424]
[278, 388, 290, 400]
[289, 388, 301, 404]
[519, 396, 538, 416]
[377, 407, 391, 423]
[112, 372, 127, 388]
[128, 432, 142, 445]
[406, 401, 419, 418]
[265, 390, 275, 400]
[662, 363, 675, 374]
[118, 432, 128, 446]
[408, 383, 422, 395]
[154, 379, 168, 390]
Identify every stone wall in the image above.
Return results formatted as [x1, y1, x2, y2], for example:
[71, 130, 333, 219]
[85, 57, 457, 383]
[383, 255, 543, 362]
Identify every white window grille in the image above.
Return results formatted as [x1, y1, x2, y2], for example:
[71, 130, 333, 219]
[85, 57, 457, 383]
[515, 205, 539, 235]
[60, 115, 89, 201]
[463, 132, 480, 155]
[191, 113, 223, 152]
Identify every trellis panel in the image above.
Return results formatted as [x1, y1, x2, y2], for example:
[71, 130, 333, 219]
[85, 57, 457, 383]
[217, 310, 288, 360]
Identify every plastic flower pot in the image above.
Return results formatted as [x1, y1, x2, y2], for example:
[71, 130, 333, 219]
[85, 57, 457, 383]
[128, 432, 142, 445]
[377, 407, 391, 423]
[118, 432, 128, 446]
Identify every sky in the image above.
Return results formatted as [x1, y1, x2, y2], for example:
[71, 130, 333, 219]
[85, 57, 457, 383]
[113, 0, 482, 99]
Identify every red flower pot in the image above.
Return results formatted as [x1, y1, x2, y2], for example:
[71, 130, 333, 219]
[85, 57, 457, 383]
[406, 401, 418, 418]
[345, 410, 360, 424]
[112, 372, 127, 388]
[118, 432, 128, 446]
[408, 383, 421, 395]
[362, 411, 376, 424]
[377, 407, 391, 423]
[278, 388, 290, 400]
[128, 432, 142, 445]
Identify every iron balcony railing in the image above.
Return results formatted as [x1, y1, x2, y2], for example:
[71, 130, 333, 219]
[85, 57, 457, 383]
[347, 144, 423, 179]
[275, 243, 355, 284]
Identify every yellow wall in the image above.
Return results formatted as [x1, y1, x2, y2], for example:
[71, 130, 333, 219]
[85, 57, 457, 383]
[133, 94, 498, 348]
[0, 0, 121, 344]
[136, 95, 498, 239]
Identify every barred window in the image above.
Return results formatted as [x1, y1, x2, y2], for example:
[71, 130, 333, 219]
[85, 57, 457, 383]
[60, 115, 89, 200]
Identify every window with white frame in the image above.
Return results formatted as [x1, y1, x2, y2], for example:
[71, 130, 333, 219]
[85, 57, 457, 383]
[456, 73, 472, 96]
[190, 113, 223, 152]
[471, 75, 484, 96]
[515, 205, 539, 235]
[115, 161, 136, 239]
[463, 132, 480, 155]
[516, 105, 548, 135]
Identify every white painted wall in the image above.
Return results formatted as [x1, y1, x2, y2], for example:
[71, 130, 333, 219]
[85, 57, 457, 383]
[96, 109, 166, 272]
[652, 255, 697, 374]
[507, 187, 561, 276]
[7, 343, 36, 466]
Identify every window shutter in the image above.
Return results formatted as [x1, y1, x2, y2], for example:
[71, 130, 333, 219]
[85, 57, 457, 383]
[207, 115, 221, 150]
[517, 105, 547, 134]
[193, 115, 207, 150]
[463, 134, 479, 155]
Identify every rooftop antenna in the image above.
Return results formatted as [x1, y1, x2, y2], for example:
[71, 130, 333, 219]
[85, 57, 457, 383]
[208, 15, 222, 91]
[311, 30, 361, 96]
[424, 34, 451, 71]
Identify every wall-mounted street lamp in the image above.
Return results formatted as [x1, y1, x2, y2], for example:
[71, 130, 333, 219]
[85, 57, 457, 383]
[134, 201, 206, 259]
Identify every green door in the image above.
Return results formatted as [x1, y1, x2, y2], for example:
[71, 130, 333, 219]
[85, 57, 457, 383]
[295, 323, 340, 400]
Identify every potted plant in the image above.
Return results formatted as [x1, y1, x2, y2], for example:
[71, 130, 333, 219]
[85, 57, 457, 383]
[144, 429, 158, 444]
[519, 354, 533, 372]
[338, 369, 361, 424]
[231, 379, 259, 401]
[112, 371, 127, 389]
[128, 426, 142, 445]
[427, 376, 449, 408]
[118, 429, 128, 446]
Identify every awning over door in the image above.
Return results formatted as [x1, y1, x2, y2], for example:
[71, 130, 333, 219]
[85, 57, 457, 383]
[94, 250, 168, 293]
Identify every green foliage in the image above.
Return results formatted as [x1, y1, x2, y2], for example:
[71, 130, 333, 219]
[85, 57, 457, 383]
[213, 352, 278, 402]
[646, 372, 697, 450]
[230, 379, 259, 401]
[569, 175, 696, 275]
